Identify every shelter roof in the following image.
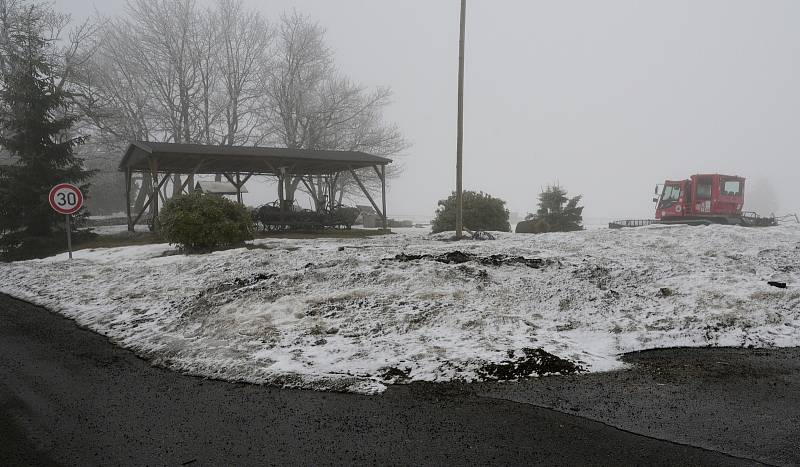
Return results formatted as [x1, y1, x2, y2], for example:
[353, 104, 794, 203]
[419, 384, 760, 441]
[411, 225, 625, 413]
[119, 141, 391, 176]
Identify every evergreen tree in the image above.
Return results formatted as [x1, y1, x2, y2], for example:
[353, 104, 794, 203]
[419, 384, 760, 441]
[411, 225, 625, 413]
[517, 185, 583, 233]
[431, 190, 511, 233]
[0, 5, 90, 244]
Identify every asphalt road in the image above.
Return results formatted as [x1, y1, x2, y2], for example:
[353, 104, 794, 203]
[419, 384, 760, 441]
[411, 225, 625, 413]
[0, 293, 790, 466]
[473, 347, 800, 465]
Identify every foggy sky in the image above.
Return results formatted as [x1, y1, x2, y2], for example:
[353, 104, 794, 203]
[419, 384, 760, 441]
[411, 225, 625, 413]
[56, 0, 800, 221]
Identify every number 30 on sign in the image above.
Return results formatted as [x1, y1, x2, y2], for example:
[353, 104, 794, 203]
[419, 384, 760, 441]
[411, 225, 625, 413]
[49, 183, 83, 215]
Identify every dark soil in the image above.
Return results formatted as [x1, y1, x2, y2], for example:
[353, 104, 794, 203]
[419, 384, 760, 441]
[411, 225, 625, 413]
[477, 348, 584, 380]
[388, 250, 551, 269]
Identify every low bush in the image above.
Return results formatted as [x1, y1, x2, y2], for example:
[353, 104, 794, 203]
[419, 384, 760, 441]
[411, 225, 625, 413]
[156, 193, 253, 252]
[431, 191, 511, 233]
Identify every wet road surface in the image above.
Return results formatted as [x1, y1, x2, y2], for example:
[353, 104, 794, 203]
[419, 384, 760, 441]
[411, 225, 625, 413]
[1, 293, 792, 466]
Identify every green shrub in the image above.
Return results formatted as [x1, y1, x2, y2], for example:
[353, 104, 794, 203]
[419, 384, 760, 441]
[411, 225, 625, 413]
[431, 191, 510, 233]
[156, 193, 253, 252]
[516, 185, 583, 234]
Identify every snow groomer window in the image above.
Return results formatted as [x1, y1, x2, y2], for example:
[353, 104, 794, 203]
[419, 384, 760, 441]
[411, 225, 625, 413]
[722, 179, 741, 196]
[696, 178, 712, 199]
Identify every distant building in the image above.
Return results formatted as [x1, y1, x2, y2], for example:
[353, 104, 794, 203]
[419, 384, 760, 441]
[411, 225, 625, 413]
[355, 205, 378, 226]
[194, 181, 248, 196]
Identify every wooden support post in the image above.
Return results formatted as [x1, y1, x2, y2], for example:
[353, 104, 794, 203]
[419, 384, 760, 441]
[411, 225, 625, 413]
[157, 172, 170, 205]
[125, 167, 133, 232]
[236, 172, 242, 204]
[380, 165, 387, 231]
[221, 172, 251, 205]
[131, 174, 171, 227]
[178, 172, 194, 194]
[150, 158, 159, 230]
[181, 159, 207, 194]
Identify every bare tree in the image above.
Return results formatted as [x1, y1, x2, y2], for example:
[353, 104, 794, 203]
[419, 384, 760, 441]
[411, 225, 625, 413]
[81, 5, 403, 216]
[84, 0, 274, 207]
[213, 0, 271, 147]
[261, 12, 406, 211]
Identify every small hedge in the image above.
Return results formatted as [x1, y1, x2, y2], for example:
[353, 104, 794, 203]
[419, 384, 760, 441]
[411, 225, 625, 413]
[156, 193, 253, 252]
[431, 190, 511, 233]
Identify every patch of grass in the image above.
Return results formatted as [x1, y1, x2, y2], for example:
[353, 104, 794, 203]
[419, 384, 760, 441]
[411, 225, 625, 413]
[2, 229, 163, 261]
[75, 231, 163, 251]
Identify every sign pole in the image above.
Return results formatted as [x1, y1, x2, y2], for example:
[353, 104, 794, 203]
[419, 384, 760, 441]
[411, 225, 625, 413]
[65, 214, 72, 260]
[48, 183, 83, 261]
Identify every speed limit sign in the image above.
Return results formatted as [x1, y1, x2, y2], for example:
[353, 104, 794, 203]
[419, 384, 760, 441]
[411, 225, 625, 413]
[49, 183, 84, 215]
[49, 183, 83, 259]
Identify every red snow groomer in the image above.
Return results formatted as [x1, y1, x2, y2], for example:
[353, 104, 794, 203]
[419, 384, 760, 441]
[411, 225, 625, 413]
[610, 174, 784, 228]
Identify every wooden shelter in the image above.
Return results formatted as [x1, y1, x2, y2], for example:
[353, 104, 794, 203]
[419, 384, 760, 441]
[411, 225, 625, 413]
[119, 141, 392, 232]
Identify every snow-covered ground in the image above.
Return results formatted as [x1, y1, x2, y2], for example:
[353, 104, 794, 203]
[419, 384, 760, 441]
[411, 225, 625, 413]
[1, 224, 799, 394]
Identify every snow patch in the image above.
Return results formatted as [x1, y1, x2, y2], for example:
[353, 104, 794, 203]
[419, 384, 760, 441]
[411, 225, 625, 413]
[1, 225, 799, 394]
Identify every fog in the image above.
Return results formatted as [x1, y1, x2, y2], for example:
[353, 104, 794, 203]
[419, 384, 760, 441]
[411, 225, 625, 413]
[57, 0, 800, 221]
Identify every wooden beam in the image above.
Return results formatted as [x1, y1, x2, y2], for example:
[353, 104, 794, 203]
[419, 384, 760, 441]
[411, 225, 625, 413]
[125, 167, 133, 232]
[182, 159, 207, 194]
[221, 172, 236, 186]
[150, 158, 160, 227]
[157, 175, 168, 205]
[349, 167, 383, 222]
[380, 164, 387, 230]
[263, 160, 278, 175]
[236, 172, 242, 205]
[132, 170, 170, 227]
[373, 165, 384, 181]
[178, 172, 195, 194]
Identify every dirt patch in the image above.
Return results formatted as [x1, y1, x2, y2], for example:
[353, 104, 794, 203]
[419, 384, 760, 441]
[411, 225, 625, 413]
[388, 251, 551, 269]
[379, 366, 411, 383]
[478, 348, 584, 381]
